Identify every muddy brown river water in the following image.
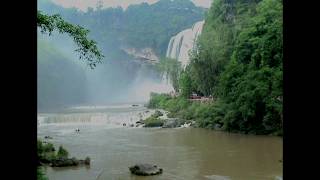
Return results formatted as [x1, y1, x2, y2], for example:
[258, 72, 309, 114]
[37, 104, 282, 180]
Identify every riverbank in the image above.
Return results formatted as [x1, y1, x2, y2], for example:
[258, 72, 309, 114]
[147, 93, 283, 136]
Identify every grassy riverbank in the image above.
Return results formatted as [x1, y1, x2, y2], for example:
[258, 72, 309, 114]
[147, 93, 282, 136]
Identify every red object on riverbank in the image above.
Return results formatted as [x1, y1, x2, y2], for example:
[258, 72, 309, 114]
[190, 93, 201, 99]
[189, 93, 213, 103]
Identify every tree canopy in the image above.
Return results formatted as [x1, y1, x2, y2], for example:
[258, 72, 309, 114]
[37, 10, 104, 69]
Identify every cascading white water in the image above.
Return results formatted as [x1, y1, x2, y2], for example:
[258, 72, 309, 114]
[166, 20, 205, 68]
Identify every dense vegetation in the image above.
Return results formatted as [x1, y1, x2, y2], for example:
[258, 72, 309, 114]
[37, 167, 48, 180]
[37, 139, 71, 180]
[37, 139, 70, 163]
[143, 110, 165, 127]
[148, 0, 283, 135]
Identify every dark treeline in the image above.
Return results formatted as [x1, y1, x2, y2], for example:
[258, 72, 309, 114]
[149, 0, 283, 135]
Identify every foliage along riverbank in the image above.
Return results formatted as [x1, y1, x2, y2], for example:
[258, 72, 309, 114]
[37, 139, 91, 179]
[154, 0, 282, 136]
[147, 93, 282, 136]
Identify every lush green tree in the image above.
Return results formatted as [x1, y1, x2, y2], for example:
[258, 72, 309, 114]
[37, 167, 48, 180]
[217, 0, 283, 134]
[156, 58, 182, 92]
[37, 10, 104, 69]
[57, 146, 69, 159]
[179, 70, 192, 98]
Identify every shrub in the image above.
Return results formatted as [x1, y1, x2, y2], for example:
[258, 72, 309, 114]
[57, 146, 69, 159]
[43, 142, 55, 153]
[143, 116, 164, 127]
[37, 167, 48, 180]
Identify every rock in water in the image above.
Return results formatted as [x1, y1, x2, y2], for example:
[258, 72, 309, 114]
[162, 118, 180, 128]
[129, 164, 163, 176]
[50, 157, 90, 167]
[44, 136, 53, 139]
[51, 158, 79, 167]
[84, 157, 90, 165]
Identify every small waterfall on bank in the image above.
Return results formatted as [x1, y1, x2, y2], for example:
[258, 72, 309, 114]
[166, 20, 205, 68]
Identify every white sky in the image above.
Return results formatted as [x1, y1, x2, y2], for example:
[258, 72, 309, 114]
[52, 0, 212, 11]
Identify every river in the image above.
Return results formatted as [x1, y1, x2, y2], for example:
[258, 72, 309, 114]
[37, 104, 283, 180]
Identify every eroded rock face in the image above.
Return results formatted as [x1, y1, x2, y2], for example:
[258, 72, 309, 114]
[129, 164, 163, 176]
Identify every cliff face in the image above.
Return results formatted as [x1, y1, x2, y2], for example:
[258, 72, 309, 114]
[122, 48, 159, 63]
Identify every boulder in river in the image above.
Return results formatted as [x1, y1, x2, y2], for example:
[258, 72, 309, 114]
[136, 120, 143, 124]
[51, 157, 90, 167]
[84, 157, 90, 165]
[162, 118, 181, 128]
[51, 157, 79, 167]
[213, 124, 222, 130]
[153, 110, 163, 118]
[129, 163, 163, 176]
[44, 136, 53, 139]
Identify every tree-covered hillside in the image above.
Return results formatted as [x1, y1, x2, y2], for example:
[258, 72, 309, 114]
[38, 0, 205, 56]
[149, 0, 283, 135]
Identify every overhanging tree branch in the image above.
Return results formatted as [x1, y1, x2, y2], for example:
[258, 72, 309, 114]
[37, 10, 104, 69]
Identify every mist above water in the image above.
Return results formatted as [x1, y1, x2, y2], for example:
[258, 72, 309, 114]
[124, 69, 174, 103]
[38, 32, 173, 110]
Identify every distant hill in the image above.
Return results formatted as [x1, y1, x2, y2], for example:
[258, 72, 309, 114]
[38, 0, 205, 56]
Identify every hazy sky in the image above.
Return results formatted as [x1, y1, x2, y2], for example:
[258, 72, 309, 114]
[52, 0, 212, 11]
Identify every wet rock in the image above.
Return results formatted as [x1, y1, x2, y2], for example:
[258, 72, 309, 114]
[214, 124, 222, 130]
[180, 122, 191, 128]
[84, 157, 90, 165]
[153, 110, 163, 118]
[162, 118, 180, 128]
[51, 158, 79, 167]
[50, 157, 90, 167]
[129, 163, 163, 176]
[136, 120, 143, 124]
[44, 136, 53, 139]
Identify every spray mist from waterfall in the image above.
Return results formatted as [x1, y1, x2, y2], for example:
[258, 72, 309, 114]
[122, 67, 174, 103]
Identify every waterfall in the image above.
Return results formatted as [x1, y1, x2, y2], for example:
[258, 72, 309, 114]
[166, 20, 205, 68]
